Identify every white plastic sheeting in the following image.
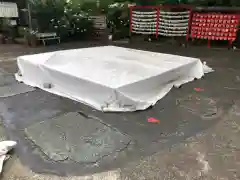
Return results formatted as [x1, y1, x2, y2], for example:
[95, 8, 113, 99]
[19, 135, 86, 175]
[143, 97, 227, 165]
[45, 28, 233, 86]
[15, 46, 212, 112]
[0, 141, 17, 173]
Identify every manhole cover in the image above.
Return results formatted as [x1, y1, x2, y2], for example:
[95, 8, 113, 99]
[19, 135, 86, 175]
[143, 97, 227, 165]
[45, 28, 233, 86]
[25, 112, 131, 163]
[177, 94, 218, 119]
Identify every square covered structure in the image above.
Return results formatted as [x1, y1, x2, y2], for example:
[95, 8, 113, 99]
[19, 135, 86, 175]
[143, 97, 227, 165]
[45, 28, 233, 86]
[16, 46, 209, 112]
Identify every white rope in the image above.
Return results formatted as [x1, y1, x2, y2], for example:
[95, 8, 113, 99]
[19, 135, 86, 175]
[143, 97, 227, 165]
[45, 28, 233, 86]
[132, 10, 189, 15]
[132, 11, 157, 15]
[160, 14, 189, 18]
[132, 26, 156, 32]
[132, 18, 188, 26]
[159, 29, 187, 33]
[160, 11, 190, 15]
[132, 27, 156, 31]
[132, 29, 155, 34]
[159, 21, 189, 27]
[132, 17, 157, 22]
[132, 12, 189, 18]
[132, 18, 188, 23]
[132, 24, 156, 28]
[132, 22, 188, 30]
[160, 19, 189, 23]
[132, 26, 187, 32]
[132, 13, 157, 18]
[132, 25, 187, 32]
[132, 26, 187, 33]
[159, 32, 186, 36]
[160, 26, 188, 30]
[132, 18, 189, 24]
[132, 20, 156, 25]
[132, 29, 186, 36]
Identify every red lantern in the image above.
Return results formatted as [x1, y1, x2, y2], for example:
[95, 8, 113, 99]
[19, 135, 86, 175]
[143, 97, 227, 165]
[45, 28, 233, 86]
[191, 12, 239, 44]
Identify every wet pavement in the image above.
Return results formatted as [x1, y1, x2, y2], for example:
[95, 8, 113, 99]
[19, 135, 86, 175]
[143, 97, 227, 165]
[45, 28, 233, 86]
[0, 42, 239, 179]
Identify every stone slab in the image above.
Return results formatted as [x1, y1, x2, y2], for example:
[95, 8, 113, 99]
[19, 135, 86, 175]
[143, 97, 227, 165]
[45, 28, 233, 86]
[25, 112, 131, 163]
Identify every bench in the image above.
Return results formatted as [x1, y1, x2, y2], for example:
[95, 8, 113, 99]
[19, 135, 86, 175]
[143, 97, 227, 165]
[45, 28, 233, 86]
[36, 32, 60, 46]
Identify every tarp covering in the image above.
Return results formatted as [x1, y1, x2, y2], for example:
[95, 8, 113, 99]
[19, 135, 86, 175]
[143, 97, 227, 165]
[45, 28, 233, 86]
[15, 46, 212, 112]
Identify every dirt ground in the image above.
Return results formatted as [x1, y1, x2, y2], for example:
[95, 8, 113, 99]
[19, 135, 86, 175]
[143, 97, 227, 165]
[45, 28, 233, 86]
[0, 41, 239, 180]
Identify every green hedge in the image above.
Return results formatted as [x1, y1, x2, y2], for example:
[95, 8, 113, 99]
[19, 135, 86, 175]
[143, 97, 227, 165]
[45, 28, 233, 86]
[29, 0, 93, 40]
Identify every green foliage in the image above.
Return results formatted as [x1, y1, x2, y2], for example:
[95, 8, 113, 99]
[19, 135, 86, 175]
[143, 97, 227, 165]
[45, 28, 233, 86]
[107, 2, 130, 38]
[30, 0, 93, 40]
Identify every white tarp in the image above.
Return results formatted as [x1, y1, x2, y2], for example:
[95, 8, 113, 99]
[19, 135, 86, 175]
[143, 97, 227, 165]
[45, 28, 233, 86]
[15, 46, 213, 112]
[0, 141, 17, 174]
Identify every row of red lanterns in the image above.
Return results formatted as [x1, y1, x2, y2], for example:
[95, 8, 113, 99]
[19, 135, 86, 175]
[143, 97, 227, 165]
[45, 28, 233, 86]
[191, 34, 236, 41]
[191, 12, 239, 41]
[192, 19, 238, 24]
[193, 13, 238, 20]
[191, 31, 236, 37]
[192, 22, 237, 28]
[191, 27, 237, 33]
